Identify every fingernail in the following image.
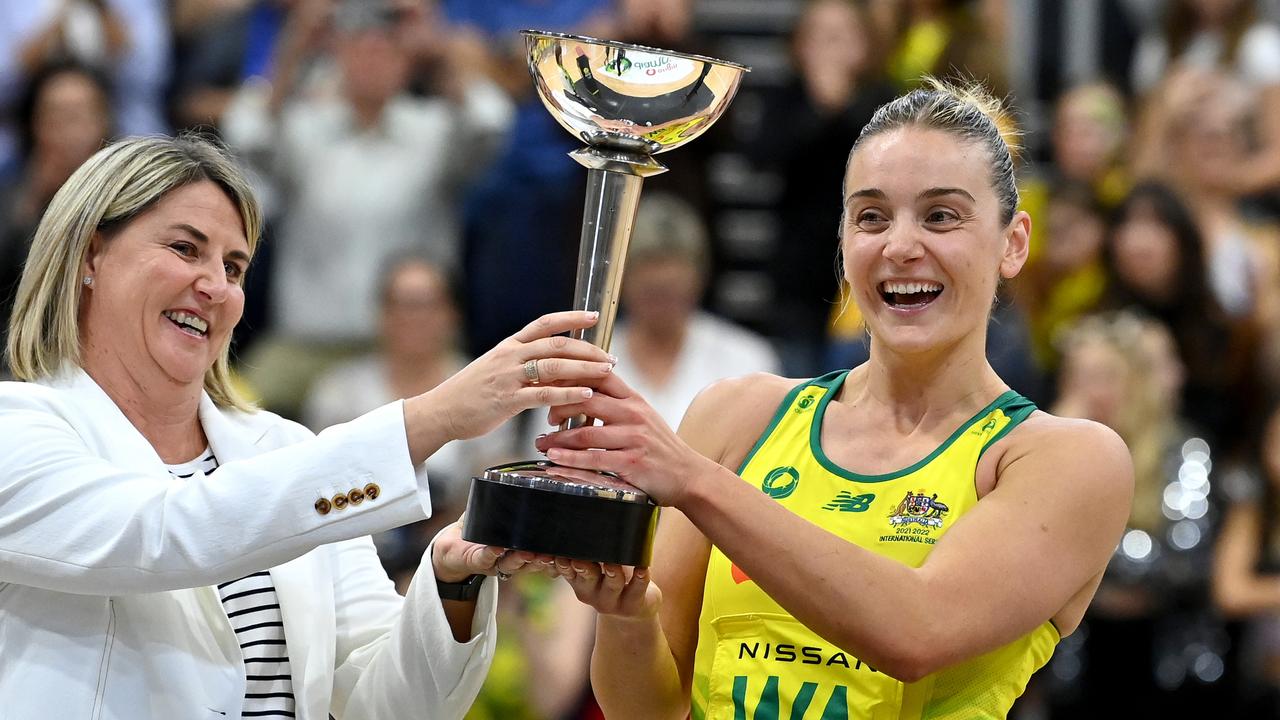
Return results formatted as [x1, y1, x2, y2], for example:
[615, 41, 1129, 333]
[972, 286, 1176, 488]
[604, 567, 616, 577]
[608, 354, 619, 364]
[535, 433, 548, 441]
[546, 448, 562, 460]
[581, 388, 593, 398]
[635, 569, 648, 580]
[589, 311, 600, 319]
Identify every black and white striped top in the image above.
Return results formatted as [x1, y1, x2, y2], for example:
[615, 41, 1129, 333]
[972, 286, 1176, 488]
[167, 449, 298, 719]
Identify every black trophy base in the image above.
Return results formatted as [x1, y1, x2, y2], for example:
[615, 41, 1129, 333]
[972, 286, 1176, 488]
[462, 460, 659, 566]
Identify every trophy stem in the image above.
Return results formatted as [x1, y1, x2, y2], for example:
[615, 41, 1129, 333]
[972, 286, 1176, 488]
[569, 167, 642, 352]
[563, 146, 667, 431]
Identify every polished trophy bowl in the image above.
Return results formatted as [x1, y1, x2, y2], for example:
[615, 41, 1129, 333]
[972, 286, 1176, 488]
[462, 31, 747, 566]
[524, 30, 748, 157]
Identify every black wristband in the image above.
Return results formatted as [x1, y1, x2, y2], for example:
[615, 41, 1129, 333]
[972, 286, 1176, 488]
[436, 573, 485, 601]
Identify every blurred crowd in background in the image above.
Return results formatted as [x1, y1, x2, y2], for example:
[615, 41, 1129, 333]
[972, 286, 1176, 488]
[3, 0, 1280, 717]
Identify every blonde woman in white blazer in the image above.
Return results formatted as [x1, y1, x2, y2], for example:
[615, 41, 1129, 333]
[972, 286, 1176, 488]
[0, 134, 616, 720]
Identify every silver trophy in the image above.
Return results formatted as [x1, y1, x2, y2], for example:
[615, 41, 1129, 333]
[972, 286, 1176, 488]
[462, 30, 747, 565]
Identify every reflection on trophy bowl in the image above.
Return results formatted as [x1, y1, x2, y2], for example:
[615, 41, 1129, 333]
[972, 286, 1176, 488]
[523, 29, 748, 155]
[464, 461, 659, 566]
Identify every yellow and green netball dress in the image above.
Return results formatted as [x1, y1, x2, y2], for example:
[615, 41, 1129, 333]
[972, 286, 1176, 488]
[691, 370, 1057, 720]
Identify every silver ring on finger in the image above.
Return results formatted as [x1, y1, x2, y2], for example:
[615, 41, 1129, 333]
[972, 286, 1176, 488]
[523, 358, 541, 385]
[495, 548, 515, 581]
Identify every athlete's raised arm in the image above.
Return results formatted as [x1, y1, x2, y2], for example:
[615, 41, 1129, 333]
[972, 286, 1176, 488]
[541, 369, 1132, 680]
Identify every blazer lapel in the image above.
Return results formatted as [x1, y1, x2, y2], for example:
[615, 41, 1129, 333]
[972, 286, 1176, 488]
[200, 395, 336, 720]
[270, 553, 336, 720]
[56, 369, 170, 476]
[51, 371, 247, 704]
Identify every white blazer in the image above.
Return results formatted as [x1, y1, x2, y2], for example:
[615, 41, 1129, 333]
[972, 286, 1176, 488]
[0, 369, 498, 719]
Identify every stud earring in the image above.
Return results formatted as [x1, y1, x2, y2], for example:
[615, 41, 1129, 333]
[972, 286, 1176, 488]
[83, 276, 93, 287]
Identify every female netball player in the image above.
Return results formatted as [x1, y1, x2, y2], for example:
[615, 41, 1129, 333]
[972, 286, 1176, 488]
[536, 79, 1135, 719]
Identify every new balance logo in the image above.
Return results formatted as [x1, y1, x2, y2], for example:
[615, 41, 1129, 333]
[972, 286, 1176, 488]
[822, 491, 875, 512]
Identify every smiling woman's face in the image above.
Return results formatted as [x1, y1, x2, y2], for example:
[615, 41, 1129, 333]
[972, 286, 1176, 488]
[841, 126, 1028, 355]
[1110, 202, 1180, 304]
[79, 180, 250, 391]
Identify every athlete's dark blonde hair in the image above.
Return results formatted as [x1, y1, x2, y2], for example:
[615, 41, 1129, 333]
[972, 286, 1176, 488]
[852, 77, 1021, 224]
[6, 134, 262, 410]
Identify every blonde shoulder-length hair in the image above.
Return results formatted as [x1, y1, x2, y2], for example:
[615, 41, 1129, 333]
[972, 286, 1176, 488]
[6, 133, 262, 411]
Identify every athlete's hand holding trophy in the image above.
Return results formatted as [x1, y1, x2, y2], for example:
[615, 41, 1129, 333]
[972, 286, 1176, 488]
[462, 31, 748, 565]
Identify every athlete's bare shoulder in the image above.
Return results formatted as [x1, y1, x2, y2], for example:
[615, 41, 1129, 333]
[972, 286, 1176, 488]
[1003, 410, 1125, 451]
[677, 372, 804, 469]
[989, 409, 1132, 496]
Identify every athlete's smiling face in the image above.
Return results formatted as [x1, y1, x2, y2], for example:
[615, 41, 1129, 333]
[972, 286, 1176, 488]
[841, 126, 1029, 355]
